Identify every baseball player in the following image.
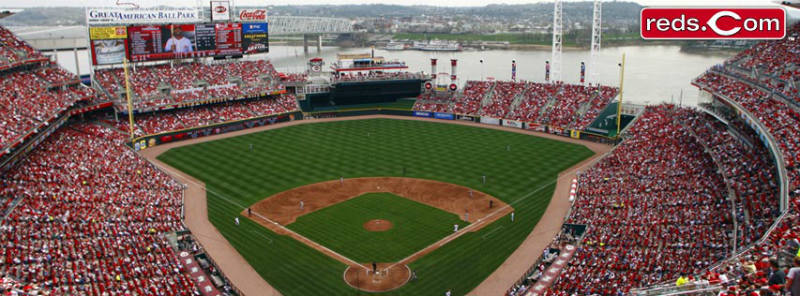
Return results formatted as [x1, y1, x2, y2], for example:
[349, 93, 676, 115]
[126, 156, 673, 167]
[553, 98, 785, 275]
[300, 200, 304, 210]
[234, 217, 240, 226]
[464, 210, 469, 222]
[511, 212, 515, 222]
[453, 224, 459, 232]
[469, 190, 473, 198]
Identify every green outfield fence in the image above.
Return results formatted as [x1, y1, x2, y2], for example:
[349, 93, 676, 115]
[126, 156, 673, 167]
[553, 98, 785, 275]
[130, 111, 303, 151]
[131, 107, 624, 150]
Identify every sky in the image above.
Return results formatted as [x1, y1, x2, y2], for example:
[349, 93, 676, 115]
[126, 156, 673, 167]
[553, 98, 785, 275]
[0, 0, 788, 7]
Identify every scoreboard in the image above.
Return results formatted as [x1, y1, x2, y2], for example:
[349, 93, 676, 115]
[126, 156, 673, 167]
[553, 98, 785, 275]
[90, 22, 267, 65]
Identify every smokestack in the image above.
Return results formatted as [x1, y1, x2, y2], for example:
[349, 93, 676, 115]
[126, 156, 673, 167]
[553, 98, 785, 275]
[431, 58, 438, 80]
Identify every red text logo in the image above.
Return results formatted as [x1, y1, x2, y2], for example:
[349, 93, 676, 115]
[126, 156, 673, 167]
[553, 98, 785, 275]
[641, 8, 786, 40]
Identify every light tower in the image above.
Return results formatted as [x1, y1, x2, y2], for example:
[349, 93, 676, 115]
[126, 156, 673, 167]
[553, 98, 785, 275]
[588, 0, 602, 84]
[551, 0, 563, 82]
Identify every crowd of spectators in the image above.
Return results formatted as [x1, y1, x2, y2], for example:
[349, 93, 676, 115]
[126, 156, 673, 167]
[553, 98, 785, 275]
[543, 105, 733, 295]
[727, 23, 800, 105]
[510, 25, 800, 295]
[0, 123, 200, 295]
[688, 189, 800, 296]
[481, 81, 526, 118]
[0, 26, 47, 70]
[694, 72, 800, 190]
[678, 109, 780, 247]
[414, 80, 617, 130]
[117, 95, 298, 137]
[94, 60, 288, 112]
[0, 67, 96, 151]
[0, 30, 97, 155]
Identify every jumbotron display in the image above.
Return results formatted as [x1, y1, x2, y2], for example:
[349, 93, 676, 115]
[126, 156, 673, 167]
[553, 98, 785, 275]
[89, 21, 268, 65]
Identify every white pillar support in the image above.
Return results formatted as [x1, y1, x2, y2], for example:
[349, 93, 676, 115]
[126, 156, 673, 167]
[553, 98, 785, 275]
[589, 0, 603, 84]
[551, 0, 563, 83]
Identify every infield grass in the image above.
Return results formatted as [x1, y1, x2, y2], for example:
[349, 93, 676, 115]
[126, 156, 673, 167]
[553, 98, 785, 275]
[288, 192, 466, 262]
[157, 118, 594, 295]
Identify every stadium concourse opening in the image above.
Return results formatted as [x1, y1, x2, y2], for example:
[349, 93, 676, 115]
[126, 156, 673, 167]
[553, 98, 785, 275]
[243, 177, 513, 292]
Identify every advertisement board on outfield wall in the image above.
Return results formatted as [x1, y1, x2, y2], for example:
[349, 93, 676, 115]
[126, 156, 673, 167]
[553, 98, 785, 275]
[434, 112, 454, 120]
[480, 117, 500, 125]
[413, 111, 433, 118]
[502, 119, 524, 129]
[457, 115, 477, 122]
[133, 112, 299, 150]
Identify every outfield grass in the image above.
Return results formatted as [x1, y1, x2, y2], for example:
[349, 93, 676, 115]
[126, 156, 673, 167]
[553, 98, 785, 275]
[157, 118, 593, 295]
[288, 193, 466, 262]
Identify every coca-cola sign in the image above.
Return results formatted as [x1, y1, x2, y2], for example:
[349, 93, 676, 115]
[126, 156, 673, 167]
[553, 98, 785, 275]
[239, 9, 267, 22]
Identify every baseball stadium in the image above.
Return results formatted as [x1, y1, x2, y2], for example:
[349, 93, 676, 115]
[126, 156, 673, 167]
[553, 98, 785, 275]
[0, 1, 799, 296]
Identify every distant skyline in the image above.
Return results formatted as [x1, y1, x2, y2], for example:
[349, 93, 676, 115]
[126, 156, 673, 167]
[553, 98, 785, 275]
[0, 0, 785, 8]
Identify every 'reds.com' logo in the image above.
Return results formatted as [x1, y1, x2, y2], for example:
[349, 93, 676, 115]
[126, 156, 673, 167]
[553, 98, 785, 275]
[641, 8, 786, 40]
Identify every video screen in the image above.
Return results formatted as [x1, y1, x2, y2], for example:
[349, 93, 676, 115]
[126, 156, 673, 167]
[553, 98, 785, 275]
[90, 22, 259, 64]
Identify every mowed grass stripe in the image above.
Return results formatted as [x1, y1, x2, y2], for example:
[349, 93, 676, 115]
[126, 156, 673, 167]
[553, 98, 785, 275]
[158, 118, 593, 295]
[287, 193, 466, 262]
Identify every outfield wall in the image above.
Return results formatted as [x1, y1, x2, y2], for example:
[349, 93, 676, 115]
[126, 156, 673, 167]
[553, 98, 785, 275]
[132, 108, 621, 150]
[132, 111, 303, 151]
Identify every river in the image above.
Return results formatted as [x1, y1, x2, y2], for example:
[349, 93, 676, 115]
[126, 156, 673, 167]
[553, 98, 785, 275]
[51, 44, 732, 107]
[267, 45, 732, 106]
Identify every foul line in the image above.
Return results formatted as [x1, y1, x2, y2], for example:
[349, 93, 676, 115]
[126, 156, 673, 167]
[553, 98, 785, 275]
[149, 160, 370, 270]
[384, 175, 565, 272]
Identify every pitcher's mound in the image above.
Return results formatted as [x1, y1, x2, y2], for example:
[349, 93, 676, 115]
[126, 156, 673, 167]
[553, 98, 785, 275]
[363, 219, 393, 232]
[343, 263, 410, 292]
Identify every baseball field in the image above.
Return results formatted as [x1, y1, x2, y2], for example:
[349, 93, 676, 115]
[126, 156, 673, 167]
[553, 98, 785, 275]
[156, 118, 594, 295]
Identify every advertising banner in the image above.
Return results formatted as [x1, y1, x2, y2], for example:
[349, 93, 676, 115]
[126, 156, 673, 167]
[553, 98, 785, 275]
[434, 112, 454, 120]
[457, 115, 476, 121]
[90, 26, 128, 40]
[91, 39, 127, 65]
[640, 8, 786, 40]
[210, 1, 231, 22]
[87, 7, 200, 25]
[242, 23, 269, 53]
[413, 111, 433, 118]
[239, 9, 268, 22]
[480, 117, 500, 125]
[527, 123, 546, 132]
[502, 119, 524, 129]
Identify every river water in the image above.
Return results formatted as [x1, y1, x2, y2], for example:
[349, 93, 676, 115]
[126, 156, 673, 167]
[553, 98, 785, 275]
[268, 45, 732, 106]
[52, 44, 732, 107]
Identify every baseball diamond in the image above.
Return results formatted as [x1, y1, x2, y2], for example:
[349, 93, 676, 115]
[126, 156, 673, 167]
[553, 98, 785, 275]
[5, 10, 799, 296]
[152, 117, 598, 295]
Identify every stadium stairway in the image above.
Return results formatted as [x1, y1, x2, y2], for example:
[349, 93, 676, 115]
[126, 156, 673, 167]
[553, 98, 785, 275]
[507, 82, 531, 116]
[678, 119, 740, 250]
[479, 81, 498, 111]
